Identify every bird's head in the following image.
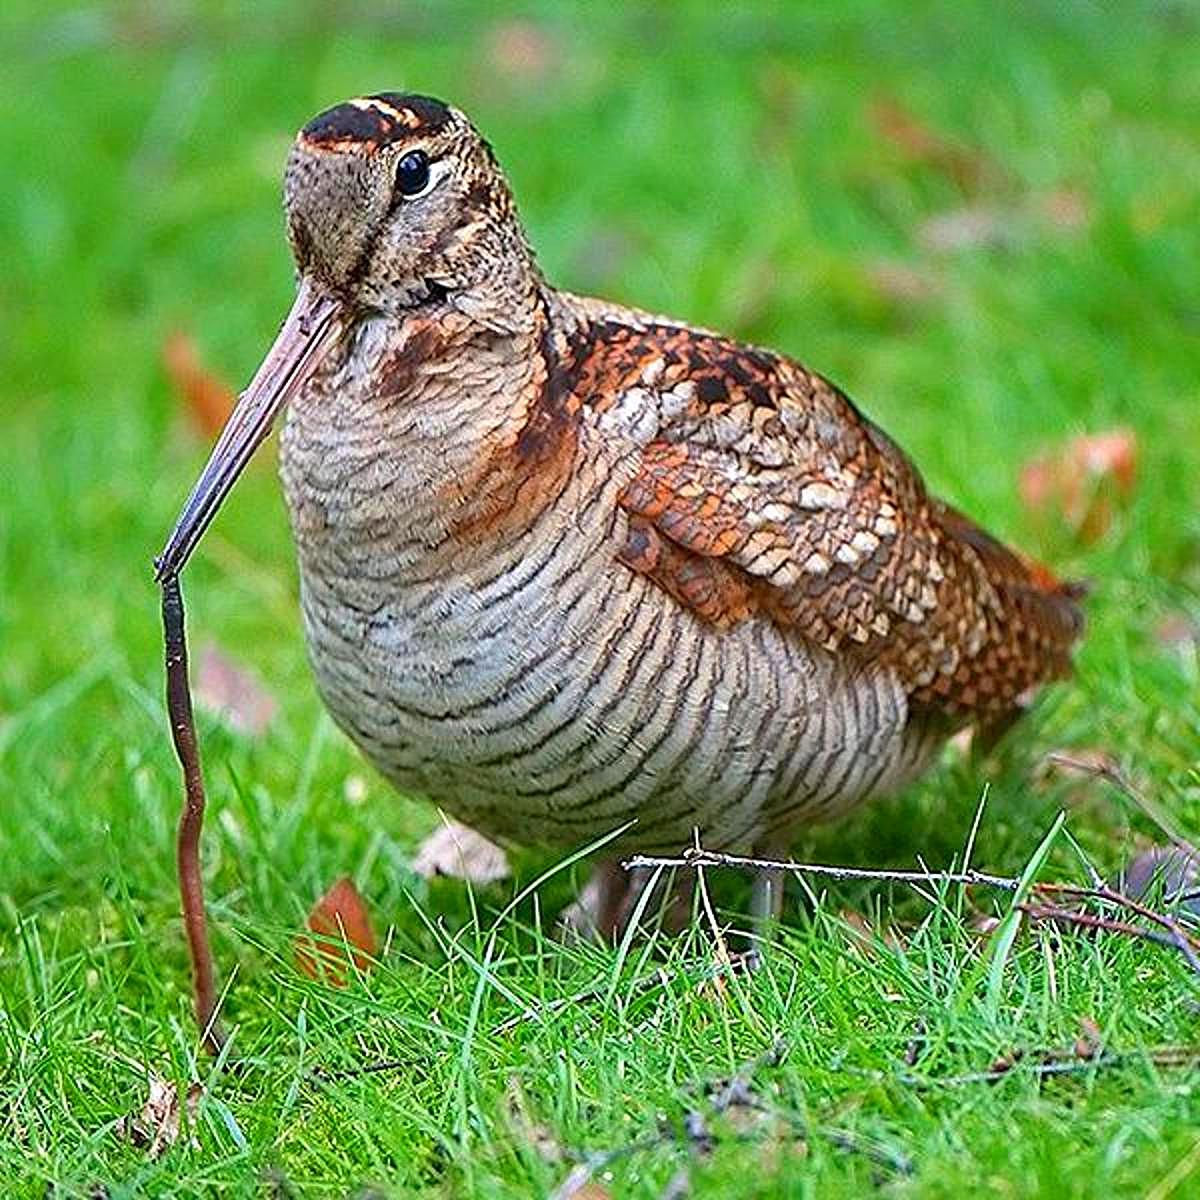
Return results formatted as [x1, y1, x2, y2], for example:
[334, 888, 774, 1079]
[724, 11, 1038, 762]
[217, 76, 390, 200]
[157, 93, 534, 579]
[284, 93, 531, 313]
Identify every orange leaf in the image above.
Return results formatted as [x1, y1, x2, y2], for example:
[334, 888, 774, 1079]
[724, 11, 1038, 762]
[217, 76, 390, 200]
[295, 877, 377, 985]
[162, 330, 235, 439]
[1019, 428, 1138, 543]
[870, 95, 997, 193]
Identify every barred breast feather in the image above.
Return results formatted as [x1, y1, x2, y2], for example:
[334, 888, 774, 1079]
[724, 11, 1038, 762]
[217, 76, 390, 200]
[278, 288, 1082, 855]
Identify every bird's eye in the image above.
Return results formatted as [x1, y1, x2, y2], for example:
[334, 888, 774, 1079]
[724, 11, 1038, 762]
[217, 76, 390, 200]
[395, 150, 432, 197]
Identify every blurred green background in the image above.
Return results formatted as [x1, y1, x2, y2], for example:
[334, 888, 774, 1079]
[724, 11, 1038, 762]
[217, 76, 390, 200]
[1, 2, 1199, 1196]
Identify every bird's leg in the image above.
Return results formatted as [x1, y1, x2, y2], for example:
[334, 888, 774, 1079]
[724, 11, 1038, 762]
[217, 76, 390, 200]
[560, 861, 697, 943]
[749, 867, 786, 925]
[750, 833, 792, 924]
[659, 867, 697, 935]
[558, 857, 631, 943]
[746, 841, 789, 963]
[611, 865, 697, 939]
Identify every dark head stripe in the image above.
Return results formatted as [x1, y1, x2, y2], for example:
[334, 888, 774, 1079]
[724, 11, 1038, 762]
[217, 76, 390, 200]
[301, 93, 452, 149]
[369, 93, 452, 129]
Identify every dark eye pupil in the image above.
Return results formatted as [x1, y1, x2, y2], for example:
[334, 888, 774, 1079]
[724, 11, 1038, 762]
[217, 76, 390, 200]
[396, 150, 430, 197]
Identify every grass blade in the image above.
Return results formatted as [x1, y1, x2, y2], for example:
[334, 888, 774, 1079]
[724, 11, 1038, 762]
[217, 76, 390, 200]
[985, 811, 1066, 1012]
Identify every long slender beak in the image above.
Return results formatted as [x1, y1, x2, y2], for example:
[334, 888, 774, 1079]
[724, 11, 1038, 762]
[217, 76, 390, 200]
[155, 277, 344, 581]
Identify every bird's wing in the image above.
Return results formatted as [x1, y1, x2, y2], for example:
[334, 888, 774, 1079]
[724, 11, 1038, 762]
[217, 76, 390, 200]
[572, 316, 1083, 719]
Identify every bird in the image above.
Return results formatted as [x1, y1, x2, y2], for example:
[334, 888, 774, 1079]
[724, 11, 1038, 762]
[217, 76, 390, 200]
[158, 93, 1084, 940]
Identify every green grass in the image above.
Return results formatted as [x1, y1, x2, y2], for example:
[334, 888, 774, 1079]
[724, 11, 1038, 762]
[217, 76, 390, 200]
[2, 1, 1199, 1195]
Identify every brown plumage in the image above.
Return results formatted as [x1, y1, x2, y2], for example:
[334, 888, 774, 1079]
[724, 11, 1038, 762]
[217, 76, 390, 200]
[159, 93, 1084, 939]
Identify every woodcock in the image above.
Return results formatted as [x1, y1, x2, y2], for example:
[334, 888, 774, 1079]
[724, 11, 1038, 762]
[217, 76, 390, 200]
[158, 94, 1084, 937]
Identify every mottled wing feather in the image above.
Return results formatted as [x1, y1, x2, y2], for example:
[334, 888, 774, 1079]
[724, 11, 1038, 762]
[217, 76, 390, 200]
[574, 319, 1082, 718]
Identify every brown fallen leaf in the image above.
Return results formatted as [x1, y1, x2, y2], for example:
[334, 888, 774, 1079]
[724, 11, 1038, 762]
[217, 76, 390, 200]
[162, 330, 236, 439]
[295, 877, 377, 985]
[412, 820, 511, 885]
[870, 96, 996, 193]
[116, 1072, 201, 1159]
[195, 642, 277, 737]
[1019, 428, 1138, 543]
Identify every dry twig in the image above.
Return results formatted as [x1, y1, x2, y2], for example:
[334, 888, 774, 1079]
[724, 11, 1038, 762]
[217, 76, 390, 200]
[626, 839, 1200, 984]
[549, 1038, 912, 1196]
[1046, 751, 1196, 855]
[843, 1036, 1200, 1091]
[623, 846, 1021, 891]
[1021, 878, 1200, 983]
